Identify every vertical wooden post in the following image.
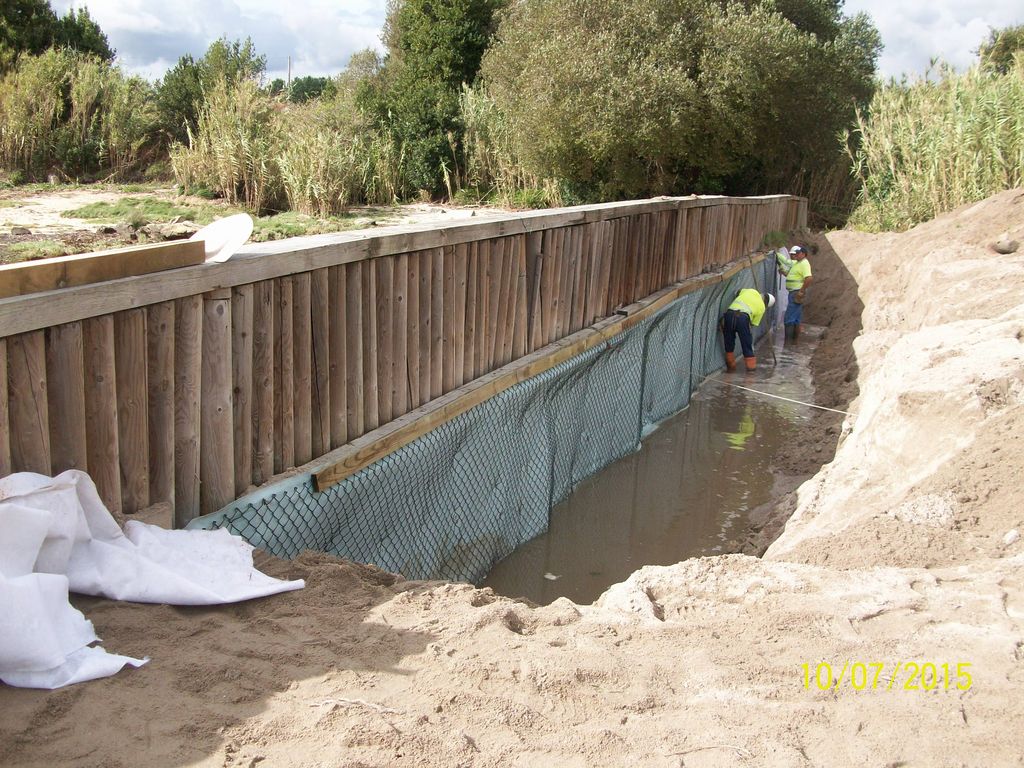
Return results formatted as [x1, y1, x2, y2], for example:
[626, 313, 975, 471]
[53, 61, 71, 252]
[501, 237, 519, 364]
[173, 297, 201, 525]
[310, 268, 331, 456]
[83, 316, 121, 514]
[345, 263, 365, 440]
[274, 277, 295, 472]
[525, 231, 543, 352]
[328, 267, 347, 448]
[475, 240, 489, 377]
[46, 322, 87, 474]
[147, 302, 175, 506]
[232, 284, 254, 495]
[441, 245, 456, 393]
[430, 248, 444, 399]
[201, 290, 233, 515]
[453, 243, 468, 387]
[375, 257, 394, 424]
[406, 254, 421, 409]
[540, 229, 557, 343]
[555, 228, 571, 339]
[419, 250, 433, 402]
[569, 226, 586, 332]
[252, 280, 275, 484]
[0, 339, 10, 477]
[8, 331, 50, 475]
[598, 220, 613, 316]
[362, 260, 379, 430]
[292, 272, 313, 466]
[491, 238, 510, 367]
[512, 236, 528, 361]
[392, 254, 409, 417]
[115, 309, 149, 514]
[464, 242, 478, 383]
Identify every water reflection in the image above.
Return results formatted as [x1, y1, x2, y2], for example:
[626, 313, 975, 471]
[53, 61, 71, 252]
[481, 328, 822, 605]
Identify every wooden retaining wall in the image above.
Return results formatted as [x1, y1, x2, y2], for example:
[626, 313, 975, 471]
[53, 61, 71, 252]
[0, 195, 806, 525]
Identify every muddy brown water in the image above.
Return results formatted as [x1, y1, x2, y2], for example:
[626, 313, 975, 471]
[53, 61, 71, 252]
[481, 326, 823, 605]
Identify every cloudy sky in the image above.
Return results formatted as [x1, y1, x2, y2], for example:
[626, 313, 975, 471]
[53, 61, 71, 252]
[52, 0, 1024, 83]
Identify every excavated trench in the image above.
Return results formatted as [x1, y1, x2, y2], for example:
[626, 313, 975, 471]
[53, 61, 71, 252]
[482, 327, 827, 604]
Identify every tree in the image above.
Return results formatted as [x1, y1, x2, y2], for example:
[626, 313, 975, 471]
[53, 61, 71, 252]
[359, 0, 508, 196]
[155, 54, 203, 144]
[288, 75, 335, 103]
[479, 0, 880, 201]
[54, 7, 114, 61]
[155, 37, 266, 145]
[199, 37, 266, 89]
[0, 0, 113, 72]
[979, 25, 1024, 75]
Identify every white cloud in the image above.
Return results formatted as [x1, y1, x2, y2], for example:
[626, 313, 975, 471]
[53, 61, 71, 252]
[51, 0, 386, 81]
[843, 0, 1024, 78]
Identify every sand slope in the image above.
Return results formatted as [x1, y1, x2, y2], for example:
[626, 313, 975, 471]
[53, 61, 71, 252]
[2, 191, 1023, 767]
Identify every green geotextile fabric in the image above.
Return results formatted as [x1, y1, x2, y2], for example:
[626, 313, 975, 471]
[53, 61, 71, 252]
[188, 258, 778, 583]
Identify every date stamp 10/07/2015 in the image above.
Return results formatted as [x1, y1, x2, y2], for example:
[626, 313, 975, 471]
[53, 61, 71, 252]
[801, 661, 973, 692]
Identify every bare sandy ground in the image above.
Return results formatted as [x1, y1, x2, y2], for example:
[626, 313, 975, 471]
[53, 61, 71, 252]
[0, 187, 510, 236]
[2, 191, 1024, 767]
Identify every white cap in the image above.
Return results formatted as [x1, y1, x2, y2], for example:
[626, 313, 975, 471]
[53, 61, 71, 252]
[766, 293, 776, 308]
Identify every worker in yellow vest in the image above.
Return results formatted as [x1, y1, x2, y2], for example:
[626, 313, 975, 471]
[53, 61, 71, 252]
[776, 245, 813, 340]
[722, 288, 775, 372]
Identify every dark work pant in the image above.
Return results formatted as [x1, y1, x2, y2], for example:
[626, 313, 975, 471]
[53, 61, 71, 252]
[722, 309, 754, 358]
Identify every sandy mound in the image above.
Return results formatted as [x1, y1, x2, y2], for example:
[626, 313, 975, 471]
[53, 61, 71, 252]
[2, 191, 1023, 767]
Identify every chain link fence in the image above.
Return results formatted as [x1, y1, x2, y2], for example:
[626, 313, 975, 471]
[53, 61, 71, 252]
[189, 259, 778, 583]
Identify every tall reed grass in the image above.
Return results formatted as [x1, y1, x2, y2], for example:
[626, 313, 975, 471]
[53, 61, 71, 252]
[172, 78, 408, 214]
[848, 56, 1024, 231]
[0, 49, 155, 180]
[459, 85, 562, 207]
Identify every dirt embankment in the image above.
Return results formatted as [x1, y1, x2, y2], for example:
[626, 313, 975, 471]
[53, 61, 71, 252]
[2, 191, 1023, 767]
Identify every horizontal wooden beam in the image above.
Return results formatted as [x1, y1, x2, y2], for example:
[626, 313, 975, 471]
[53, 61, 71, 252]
[311, 251, 767, 492]
[0, 195, 801, 338]
[0, 240, 204, 300]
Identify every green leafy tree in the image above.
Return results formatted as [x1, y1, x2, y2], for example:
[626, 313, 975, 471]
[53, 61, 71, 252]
[979, 24, 1024, 75]
[288, 75, 335, 103]
[199, 37, 266, 89]
[0, 0, 112, 72]
[54, 6, 114, 61]
[156, 38, 266, 146]
[0, 0, 58, 71]
[359, 0, 508, 196]
[155, 54, 203, 144]
[479, 0, 880, 204]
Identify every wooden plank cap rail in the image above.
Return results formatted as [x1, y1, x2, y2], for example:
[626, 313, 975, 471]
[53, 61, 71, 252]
[311, 250, 770, 493]
[0, 240, 205, 300]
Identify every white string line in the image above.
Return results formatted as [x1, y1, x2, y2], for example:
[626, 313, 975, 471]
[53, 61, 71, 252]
[709, 378, 853, 416]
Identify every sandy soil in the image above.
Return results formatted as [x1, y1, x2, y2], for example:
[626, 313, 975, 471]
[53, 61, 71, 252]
[3, 191, 1024, 767]
[0, 187, 511, 238]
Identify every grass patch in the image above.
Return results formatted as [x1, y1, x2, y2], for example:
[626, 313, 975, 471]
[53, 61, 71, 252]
[250, 211, 386, 241]
[4, 240, 67, 262]
[0, 200, 24, 208]
[64, 197, 201, 225]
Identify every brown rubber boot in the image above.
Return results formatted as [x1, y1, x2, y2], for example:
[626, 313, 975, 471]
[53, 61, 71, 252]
[725, 352, 736, 372]
[792, 324, 801, 341]
[744, 356, 757, 372]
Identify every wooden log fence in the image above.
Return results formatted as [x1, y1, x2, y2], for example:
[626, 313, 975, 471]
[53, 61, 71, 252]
[0, 195, 806, 524]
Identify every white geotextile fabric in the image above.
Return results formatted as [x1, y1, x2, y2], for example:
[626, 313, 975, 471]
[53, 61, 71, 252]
[0, 470, 304, 689]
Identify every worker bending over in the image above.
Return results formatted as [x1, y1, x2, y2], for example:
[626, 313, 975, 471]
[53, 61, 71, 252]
[776, 245, 813, 340]
[722, 289, 775, 372]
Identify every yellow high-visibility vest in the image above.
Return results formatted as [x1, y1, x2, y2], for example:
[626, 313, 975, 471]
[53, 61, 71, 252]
[728, 288, 765, 326]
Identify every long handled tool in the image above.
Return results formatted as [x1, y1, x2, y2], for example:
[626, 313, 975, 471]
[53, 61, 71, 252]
[747, 252, 777, 366]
